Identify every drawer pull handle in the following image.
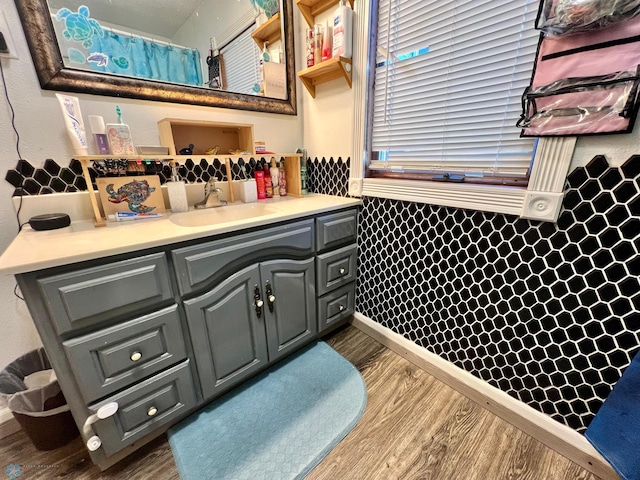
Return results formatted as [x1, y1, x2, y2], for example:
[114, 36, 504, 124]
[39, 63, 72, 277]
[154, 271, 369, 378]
[339, 268, 346, 275]
[266, 282, 275, 313]
[130, 352, 142, 362]
[147, 406, 158, 417]
[339, 304, 345, 311]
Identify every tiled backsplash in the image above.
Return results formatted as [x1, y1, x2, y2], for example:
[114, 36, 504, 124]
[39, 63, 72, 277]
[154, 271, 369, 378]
[356, 155, 640, 432]
[4, 156, 348, 196]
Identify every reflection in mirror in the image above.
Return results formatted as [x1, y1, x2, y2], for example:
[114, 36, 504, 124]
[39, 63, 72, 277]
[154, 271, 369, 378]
[47, 0, 286, 98]
[14, 0, 296, 114]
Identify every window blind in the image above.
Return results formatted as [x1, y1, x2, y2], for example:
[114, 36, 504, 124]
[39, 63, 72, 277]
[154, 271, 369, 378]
[221, 26, 261, 96]
[370, 0, 540, 177]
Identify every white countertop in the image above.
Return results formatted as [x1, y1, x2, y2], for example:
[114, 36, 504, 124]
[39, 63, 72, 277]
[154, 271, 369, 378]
[0, 194, 361, 275]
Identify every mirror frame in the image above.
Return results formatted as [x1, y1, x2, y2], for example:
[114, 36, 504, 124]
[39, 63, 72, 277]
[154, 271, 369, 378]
[15, 0, 297, 115]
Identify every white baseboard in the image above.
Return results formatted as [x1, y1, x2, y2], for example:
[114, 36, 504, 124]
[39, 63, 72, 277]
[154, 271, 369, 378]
[350, 313, 619, 480]
[0, 407, 20, 440]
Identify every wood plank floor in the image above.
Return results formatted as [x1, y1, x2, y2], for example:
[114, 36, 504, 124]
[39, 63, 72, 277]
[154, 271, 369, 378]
[0, 325, 601, 480]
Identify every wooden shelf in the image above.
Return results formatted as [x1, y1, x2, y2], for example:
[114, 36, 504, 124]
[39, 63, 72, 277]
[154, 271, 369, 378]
[297, 57, 352, 98]
[251, 13, 281, 48]
[76, 154, 304, 226]
[296, 0, 353, 28]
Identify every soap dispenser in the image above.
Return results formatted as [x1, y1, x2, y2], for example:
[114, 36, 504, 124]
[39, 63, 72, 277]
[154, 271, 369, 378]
[167, 161, 189, 213]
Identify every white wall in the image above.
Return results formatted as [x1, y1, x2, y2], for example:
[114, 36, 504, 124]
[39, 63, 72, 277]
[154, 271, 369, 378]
[0, 0, 303, 371]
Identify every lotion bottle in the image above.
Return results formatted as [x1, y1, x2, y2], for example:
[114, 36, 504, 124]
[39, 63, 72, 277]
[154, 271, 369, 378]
[270, 158, 280, 197]
[255, 169, 266, 199]
[167, 161, 189, 213]
[279, 161, 287, 196]
[264, 163, 273, 198]
[332, 0, 353, 59]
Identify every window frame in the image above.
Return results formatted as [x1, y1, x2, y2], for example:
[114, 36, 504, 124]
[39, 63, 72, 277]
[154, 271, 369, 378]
[349, 0, 577, 222]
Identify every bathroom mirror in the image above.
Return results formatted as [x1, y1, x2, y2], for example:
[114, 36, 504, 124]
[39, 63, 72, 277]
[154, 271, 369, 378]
[14, 0, 296, 114]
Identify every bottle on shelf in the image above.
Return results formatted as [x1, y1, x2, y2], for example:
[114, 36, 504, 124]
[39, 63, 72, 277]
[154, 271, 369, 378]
[333, 0, 353, 59]
[279, 161, 287, 196]
[255, 169, 266, 200]
[322, 20, 333, 62]
[264, 163, 273, 198]
[270, 158, 280, 197]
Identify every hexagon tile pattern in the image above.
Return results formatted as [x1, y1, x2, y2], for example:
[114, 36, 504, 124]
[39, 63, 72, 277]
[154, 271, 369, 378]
[4, 157, 273, 195]
[357, 155, 640, 432]
[307, 157, 350, 196]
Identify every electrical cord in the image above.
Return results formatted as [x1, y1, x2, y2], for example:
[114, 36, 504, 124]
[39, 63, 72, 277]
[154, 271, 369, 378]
[0, 57, 25, 233]
[0, 57, 27, 302]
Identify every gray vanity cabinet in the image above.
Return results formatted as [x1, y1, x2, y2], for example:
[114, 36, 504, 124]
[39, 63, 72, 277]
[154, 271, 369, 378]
[184, 258, 316, 401]
[12, 206, 359, 470]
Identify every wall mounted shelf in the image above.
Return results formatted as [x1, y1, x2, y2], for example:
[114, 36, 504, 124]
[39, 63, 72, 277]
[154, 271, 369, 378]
[251, 13, 282, 48]
[298, 57, 352, 98]
[296, 0, 353, 28]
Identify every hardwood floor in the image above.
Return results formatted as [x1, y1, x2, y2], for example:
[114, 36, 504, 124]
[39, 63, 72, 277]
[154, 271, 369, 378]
[0, 325, 601, 480]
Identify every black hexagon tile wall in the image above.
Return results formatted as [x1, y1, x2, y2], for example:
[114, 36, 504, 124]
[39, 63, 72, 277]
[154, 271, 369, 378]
[4, 155, 639, 432]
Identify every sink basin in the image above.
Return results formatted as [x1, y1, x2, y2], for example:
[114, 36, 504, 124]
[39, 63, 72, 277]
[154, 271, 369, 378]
[169, 203, 281, 227]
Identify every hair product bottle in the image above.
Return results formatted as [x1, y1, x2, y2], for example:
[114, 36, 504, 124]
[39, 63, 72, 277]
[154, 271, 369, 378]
[255, 169, 266, 199]
[263, 163, 273, 198]
[333, 0, 353, 59]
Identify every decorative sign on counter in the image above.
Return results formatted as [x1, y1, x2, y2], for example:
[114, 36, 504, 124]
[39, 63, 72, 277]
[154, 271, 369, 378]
[96, 175, 165, 218]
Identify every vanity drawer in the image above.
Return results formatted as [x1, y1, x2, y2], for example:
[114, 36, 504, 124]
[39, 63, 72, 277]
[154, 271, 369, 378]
[316, 209, 358, 253]
[316, 244, 357, 296]
[172, 219, 314, 295]
[91, 360, 196, 457]
[38, 253, 173, 335]
[63, 305, 187, 403]
[318, 282, 355, 333]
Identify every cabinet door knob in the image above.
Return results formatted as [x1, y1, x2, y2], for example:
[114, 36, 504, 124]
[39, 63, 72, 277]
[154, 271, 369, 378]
[254, 285, 263, 318]
[339, 268, 346, 275]
[266, 282, 275, 313]
[147, 406, 158, 417]
[339, 304, 345, 311]
[130, 352, 142, 362]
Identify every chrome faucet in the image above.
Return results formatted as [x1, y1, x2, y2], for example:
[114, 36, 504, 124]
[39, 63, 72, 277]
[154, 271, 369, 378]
[195, 178, 228, 209]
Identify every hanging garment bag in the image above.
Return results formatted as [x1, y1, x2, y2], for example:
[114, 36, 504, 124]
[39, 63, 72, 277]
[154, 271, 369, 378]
[519, 15, 640, 136]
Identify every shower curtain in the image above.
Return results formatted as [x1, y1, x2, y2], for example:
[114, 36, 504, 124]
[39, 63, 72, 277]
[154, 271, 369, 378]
[89, 30, 203, 86]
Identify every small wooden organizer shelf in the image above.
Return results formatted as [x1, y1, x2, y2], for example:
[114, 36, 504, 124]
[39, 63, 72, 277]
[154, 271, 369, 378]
[158, 118, 254, 156]
[298, 57, 352, 98]
[296, 0, 353, 28]
[251, 13, 282, 48]
[77, 153, 304, 228]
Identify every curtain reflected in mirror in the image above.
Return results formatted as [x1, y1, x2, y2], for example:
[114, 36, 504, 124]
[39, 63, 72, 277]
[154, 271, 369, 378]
[47, 0, 286, 99]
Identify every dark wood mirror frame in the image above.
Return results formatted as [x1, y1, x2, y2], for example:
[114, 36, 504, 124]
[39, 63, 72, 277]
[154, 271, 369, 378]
[15, 0, 297, 115]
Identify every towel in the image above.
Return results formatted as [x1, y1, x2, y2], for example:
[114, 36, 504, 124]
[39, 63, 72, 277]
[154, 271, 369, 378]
[585, 350, 640, 480]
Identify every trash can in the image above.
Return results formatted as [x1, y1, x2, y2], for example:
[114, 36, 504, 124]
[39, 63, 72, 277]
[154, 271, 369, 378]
[0, 348, 79, 450]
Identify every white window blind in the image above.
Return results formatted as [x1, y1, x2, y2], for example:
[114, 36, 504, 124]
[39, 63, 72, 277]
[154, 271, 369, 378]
[221, 26, 261, 95]
[371, 0, 540, 177]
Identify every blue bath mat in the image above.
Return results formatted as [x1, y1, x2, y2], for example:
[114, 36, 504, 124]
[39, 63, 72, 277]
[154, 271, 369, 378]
[167, 341, 367, 480]
[585, 350, 640, 480]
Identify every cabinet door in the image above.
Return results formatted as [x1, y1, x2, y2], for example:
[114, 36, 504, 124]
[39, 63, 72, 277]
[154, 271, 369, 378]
[260, 258, 317, 362]
[184, 265, 268, 400]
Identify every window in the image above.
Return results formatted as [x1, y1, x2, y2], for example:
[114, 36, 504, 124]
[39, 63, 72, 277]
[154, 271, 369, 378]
[220, 26, 261, 95]
[348, 0, 577, 221]
[369, 0, 540, 185]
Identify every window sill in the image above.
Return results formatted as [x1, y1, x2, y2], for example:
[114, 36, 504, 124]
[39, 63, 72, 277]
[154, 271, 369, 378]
[349, 137, 577, 222]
